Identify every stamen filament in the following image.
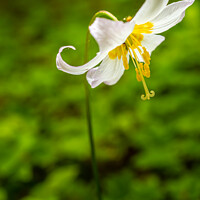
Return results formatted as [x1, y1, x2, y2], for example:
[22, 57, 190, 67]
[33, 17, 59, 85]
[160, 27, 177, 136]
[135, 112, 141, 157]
[130, 34, 141, 47]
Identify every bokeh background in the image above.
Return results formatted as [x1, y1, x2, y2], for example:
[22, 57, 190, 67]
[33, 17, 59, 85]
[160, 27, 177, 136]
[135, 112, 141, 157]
[0, 0, 200, 199]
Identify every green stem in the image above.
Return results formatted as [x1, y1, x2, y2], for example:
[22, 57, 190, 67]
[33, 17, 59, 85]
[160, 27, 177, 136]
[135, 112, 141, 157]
[85, 11, 117, 200]
[84, 81, 102, 200]
[84, 11, 118, 199]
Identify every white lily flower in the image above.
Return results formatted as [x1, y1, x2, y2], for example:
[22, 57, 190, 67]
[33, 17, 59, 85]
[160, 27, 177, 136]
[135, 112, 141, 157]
[56, 0, 194, 100]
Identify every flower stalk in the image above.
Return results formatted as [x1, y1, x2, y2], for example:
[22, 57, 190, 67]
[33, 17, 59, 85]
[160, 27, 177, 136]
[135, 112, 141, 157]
[84, 11, 116, 200]
[84, 79, 102, 200]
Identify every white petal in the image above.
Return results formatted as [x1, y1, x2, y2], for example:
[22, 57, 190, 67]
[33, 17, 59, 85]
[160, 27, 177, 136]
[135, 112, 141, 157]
[141, 34, 165, 54]
[89, 17, 135, 52]
[133, 0, 169, 24]
[151, 0, 194, 34]
[86, 55, 126, 88]
[105, 56, 129, 85]
[129, 48, 144, 63]
[56, 46, 107, 75]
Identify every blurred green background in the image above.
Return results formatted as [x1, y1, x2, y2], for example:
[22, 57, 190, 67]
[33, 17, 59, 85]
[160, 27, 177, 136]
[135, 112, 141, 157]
[0, 0, 200, 199]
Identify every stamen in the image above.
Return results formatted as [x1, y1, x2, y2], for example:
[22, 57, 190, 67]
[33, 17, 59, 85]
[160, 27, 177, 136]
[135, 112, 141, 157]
[121, 45, 129, 70]
[117, 46, 122, 59]
[108, 49, 117, 59]
[135, 68, 142, 82]
[126, 39, 154, 101]
[139, 63, 145, 75]
[144, 63, 150, 78]
[142, 47, 151, 65]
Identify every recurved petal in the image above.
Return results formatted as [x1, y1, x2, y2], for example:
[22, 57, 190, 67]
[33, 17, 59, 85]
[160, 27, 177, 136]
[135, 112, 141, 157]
[86, 55, 125, 88]
[141, 34, 165, 54]
[151, 0, 194, 34]
[89, 17, 135, 52]
[133, 0, 169, 25]
[56, 46, 107, 75]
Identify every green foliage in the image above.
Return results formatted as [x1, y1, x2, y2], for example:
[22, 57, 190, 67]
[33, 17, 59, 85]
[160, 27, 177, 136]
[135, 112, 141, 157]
[0, 0, 200, 200]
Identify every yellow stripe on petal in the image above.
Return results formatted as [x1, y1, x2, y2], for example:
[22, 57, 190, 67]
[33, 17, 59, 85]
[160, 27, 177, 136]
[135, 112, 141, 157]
[133, 22, 154, 34]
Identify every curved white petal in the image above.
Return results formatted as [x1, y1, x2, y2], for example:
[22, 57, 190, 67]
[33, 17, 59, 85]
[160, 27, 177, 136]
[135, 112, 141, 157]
[56, 46, 107, 75]
[86, 55, 126, 88]
[89, 17, 135, 52]
[152, 12, 185, 34]
[133, 0, 169, 24]
[56, 18, 135, 75]
[151, 0, 194, 34]
[141, 34, 165, 54]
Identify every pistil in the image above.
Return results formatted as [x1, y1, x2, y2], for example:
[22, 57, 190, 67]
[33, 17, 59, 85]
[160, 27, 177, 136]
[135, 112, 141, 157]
[137, 64, 155, 100]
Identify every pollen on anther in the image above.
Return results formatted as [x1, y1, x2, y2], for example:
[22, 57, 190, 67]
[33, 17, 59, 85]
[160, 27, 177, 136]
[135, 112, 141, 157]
[142, 48, 151, 65]
[108, 49, 117, 59]
[122, 56, 129, 70]
[135, 68, 142, 82]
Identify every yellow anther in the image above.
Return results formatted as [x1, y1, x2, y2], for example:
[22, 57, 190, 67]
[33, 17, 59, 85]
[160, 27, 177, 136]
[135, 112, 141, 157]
[139, 63, 145, 75]
[142, 47, 151, 65]
[126, 16, 133, 22]
[108, 49, 117, 59]
[122, 56, 129, 70]
[117, 46, 122, 59]
[135, 68, 142, 82]
[139, 62, 144, 69]
[142, 47, 151, 60]
[145, 72, 150, 78]
[139, 63, 150, 78]
[144, 63, 150, 72]
[121, 45, 129, 70]
[142, 56, 149, 65]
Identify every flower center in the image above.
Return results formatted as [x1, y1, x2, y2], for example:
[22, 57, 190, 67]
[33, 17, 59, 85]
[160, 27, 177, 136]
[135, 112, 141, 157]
[108, 17, 154, 100]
